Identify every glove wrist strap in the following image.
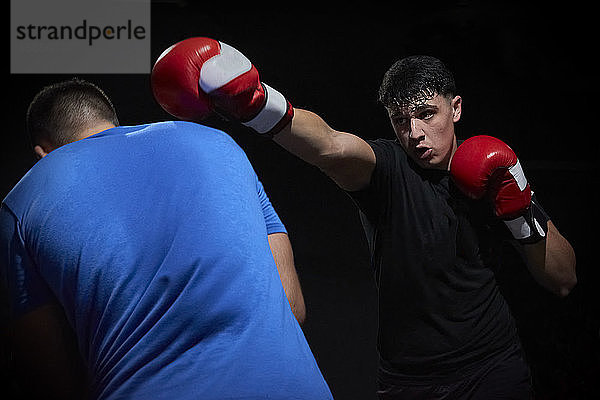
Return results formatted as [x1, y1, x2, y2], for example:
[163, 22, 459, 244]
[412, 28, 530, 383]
[503, 193, 550, 244]
[242, 83, 292, 135]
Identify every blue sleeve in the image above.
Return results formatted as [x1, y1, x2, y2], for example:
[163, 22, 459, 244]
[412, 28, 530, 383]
[0, 204, 55, 320]
[255, 178, 287, 235]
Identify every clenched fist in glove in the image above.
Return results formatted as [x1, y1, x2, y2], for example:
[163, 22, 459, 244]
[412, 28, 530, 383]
[151, 37, 293, 136]
[450, 135, 549, 244]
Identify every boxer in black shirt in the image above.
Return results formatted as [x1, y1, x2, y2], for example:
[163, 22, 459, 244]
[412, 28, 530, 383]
[351, 138, 530, 398]
[151, 39, 577, 399]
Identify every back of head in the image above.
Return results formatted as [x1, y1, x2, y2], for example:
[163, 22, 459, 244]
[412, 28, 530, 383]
[378, 55, 456, 109]
[26, 78, 119, 149]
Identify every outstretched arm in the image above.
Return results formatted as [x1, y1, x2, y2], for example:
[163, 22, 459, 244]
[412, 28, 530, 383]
[151, 38, 376, 192]
[273, 109, 376, 192]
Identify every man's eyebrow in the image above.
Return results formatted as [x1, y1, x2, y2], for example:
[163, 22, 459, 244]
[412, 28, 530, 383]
[389, 103, 438, 118]
[412, 104, 439, 113]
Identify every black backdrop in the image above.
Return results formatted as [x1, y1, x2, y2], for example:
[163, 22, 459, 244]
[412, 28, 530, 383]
[4, 2, 600, 399]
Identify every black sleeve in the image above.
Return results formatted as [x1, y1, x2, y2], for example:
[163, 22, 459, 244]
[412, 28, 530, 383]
[346, 139, 400, 222]
[345, 139, 403, 257]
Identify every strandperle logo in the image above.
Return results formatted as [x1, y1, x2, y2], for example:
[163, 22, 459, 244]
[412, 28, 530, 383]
[11, 0, 150, 74]
[15, 19, 146, 46]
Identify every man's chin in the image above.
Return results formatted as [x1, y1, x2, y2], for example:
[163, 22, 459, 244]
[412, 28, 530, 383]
[411, 154, 440, 170]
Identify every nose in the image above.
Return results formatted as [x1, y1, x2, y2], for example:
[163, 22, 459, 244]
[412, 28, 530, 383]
[409, 118, 426, 140]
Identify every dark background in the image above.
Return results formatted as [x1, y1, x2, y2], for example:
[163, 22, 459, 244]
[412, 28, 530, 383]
[4, 2, 599, 399]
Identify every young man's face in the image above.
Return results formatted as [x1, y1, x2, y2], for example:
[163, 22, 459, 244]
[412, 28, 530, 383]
[387, 94, 462, 170]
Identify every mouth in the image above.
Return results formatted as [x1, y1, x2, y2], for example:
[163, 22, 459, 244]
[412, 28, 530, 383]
[415, 147, 433, 160]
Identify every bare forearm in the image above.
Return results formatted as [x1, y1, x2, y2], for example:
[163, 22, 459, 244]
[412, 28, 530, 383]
[274, 108, 375, 191]
[268, 232, 306, 324]
[523, 221, 577, 297]
[273, 108, 342, 168]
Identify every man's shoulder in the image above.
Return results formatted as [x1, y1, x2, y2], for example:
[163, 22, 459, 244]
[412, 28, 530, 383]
[365, 137, 407, 166]
[148, 120, 231, 138]
[2, 142, 87, 218]
[366, 137, 400, 147]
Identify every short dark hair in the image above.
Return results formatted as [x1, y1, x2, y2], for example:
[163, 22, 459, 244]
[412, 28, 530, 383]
[378, 55, 456, 109]
[26, 78, 119, 148]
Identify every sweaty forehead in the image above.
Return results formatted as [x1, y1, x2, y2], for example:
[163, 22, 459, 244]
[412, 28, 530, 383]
[388, 96, 438, 117]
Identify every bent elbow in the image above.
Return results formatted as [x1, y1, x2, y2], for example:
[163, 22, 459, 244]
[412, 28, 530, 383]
[559, 275, 577, 298]
[554, 270, 577, 298]
[557, 286, 571, 298]
[560, 253, 578, 297]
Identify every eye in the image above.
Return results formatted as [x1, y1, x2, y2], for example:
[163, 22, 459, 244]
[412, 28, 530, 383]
[392, 116, 409, 126]
[420, 110, 435, 120]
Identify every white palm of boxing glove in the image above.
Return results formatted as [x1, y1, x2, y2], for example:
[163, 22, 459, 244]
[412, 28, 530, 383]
[151, 37, 293, 136]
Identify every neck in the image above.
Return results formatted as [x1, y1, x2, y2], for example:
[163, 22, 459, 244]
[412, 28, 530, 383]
[76, 121, 116, 140]
[34, 122, 117, 159]
[445, 135, 458, 171]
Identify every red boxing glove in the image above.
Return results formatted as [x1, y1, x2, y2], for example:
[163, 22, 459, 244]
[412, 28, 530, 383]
[151, 37, 219, 121]
[450, 135, 548, 243]
[151, 37, 293, 136]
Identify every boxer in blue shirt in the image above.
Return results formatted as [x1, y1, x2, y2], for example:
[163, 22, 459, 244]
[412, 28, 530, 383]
[0, 78, 333, 400]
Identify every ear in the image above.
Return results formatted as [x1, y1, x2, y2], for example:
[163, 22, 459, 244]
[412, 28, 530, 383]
[33, 145, 50, 160]
[451, 96, 462, 123]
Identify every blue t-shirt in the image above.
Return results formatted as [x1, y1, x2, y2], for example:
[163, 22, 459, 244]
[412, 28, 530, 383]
[0, 121, 333, 400]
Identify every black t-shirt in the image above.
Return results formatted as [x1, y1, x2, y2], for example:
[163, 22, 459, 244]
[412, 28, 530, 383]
[349, 138, 523, 382]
